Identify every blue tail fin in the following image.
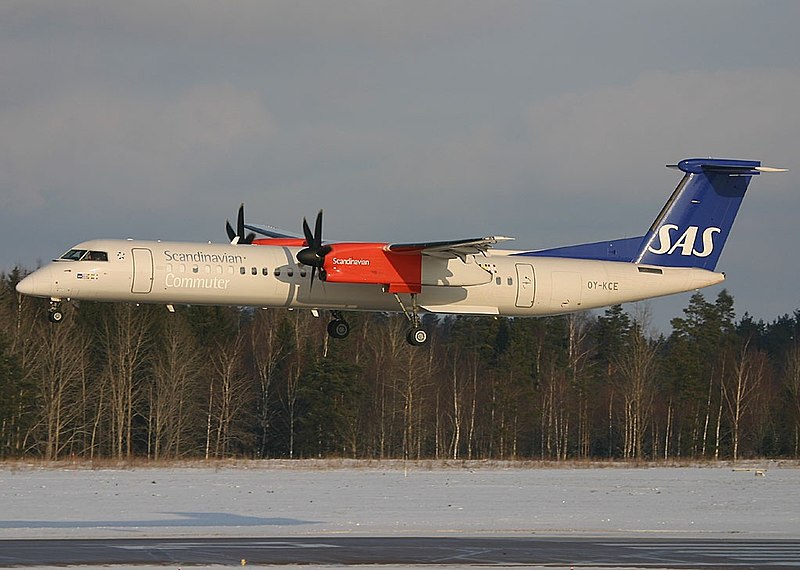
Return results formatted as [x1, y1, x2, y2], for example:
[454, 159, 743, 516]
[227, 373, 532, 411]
[517, 158, 782, 267]
[634, 158, 766, 271]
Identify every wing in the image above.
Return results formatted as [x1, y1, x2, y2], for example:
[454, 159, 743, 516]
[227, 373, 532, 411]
[244, 223, 304, 240]
[387, 236, 514, 260]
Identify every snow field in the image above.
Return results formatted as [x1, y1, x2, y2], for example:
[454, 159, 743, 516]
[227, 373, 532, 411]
[1, 462, 798, 540]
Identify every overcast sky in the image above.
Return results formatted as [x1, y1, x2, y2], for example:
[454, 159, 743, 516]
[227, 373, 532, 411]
[2, 1, 798, 331]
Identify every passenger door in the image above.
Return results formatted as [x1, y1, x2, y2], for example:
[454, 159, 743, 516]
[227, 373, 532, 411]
[515, 263, 535, 308]
[131, 248, 154, 294]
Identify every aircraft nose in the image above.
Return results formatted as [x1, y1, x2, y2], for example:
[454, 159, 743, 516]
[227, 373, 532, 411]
[16, 273, 38, 296]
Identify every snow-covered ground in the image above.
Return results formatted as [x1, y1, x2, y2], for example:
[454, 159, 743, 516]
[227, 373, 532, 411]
[1, 460, 798, 541]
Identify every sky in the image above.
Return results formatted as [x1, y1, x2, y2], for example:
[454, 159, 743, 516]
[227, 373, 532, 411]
[1, 1, 798, 332]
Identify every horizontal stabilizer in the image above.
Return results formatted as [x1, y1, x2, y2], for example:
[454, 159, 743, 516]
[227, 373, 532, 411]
[667, 158, 786, 175]
[519, 236, 643, 262]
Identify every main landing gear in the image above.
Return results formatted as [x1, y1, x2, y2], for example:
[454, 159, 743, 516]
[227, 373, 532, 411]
[406, 326, 428, 347]
[48, 299, 64, 323]
[395, 293, 428, 347]
[322, 302, 428, 347]
[327, 311, 350, 339]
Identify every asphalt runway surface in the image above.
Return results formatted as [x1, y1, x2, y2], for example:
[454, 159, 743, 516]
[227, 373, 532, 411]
[2, 536, 800, 568]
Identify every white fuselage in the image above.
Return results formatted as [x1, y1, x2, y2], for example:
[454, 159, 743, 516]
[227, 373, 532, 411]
[17, 239, 725, 316]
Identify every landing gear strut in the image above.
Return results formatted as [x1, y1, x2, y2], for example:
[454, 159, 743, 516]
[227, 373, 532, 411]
[48, 299, 63, 324]
[394, 293, 428, 346]
[327, 311, 350, 339]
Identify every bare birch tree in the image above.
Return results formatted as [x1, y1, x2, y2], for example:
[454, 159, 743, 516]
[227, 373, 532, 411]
[101, 304, 152, 458]
[150, 312, 200, 459]
[722, 340, 766, 461]
[614, 308, 659, 459]
[249, 310, 287, 458]
[785, 340, 800, 456]
[34, 309, 88, 459]
[207, 332, 252, 457]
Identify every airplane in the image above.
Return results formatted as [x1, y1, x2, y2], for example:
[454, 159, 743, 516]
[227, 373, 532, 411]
[15, 158, 785, 346]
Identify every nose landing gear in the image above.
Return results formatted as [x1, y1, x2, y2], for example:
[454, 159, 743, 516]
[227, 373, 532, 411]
[48, 299, 63, 323]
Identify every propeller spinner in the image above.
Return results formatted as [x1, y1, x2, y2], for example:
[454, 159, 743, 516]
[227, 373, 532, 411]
[296, 210, 331, 285]
[226, 203, 256, 245]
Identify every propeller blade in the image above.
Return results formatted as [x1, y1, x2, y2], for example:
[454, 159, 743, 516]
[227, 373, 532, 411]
[227, 203, 254, 245]
[302, 217, 314, 246]
[237, 203, 245, 239]
[226, 220, 237, 243]
[313, 210, 323, 248]
[297, 209, 329, 289]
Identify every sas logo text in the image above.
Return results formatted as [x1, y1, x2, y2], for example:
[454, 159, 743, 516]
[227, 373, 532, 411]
[647, 225, 721, 258]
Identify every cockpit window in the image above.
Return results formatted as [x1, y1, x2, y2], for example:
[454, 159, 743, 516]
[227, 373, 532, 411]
[86, 251, 108, 261]
[60, 249, 87, 261]
[58, 249, 108, 262]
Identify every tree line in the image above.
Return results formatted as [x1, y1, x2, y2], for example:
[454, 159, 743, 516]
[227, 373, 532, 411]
[1, 268, 799, 462]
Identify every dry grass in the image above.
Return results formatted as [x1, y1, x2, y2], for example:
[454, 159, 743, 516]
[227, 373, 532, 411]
[1, 456, 798, 472]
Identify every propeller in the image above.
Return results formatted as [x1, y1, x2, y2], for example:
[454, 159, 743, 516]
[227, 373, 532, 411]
[226, 203, 256, 245]
[296, 210, 331, 286]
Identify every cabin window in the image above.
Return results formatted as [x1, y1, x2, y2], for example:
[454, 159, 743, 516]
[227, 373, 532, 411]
[286, 268, 294, 277]
[274, 268, 281, 277]
[251, 267, 257, 275]
[239, 267, 246, 275]
[300, 268, 307, 278]
[507, 277, 513, 286]
[495, 277, 502, 285]
[192, 266, 199, 274]
[262, 267, 269, 276]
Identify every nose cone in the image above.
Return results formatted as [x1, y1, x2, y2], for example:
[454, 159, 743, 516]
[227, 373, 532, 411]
[16, 273, 38, 297]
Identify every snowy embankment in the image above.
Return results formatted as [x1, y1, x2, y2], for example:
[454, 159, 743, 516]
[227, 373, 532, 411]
[1, 460, 798, 540]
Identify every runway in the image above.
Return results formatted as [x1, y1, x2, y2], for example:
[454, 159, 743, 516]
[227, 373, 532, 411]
[2, 536, 800, 568]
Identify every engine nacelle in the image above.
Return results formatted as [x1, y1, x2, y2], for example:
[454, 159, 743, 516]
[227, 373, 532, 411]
[322, 243, 422, 293]
[320, 243, 493, 293]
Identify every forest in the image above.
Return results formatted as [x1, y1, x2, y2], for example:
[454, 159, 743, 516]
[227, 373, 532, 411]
[1, 267, 799, 462]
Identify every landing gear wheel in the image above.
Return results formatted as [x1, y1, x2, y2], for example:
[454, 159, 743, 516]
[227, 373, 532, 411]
[406, 327, 428, 346]
[327, 319, 350, 339]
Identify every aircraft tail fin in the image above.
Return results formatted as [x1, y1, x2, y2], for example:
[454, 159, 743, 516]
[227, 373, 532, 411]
[633, 158, 784, 271]
[519, 158, 784, 269]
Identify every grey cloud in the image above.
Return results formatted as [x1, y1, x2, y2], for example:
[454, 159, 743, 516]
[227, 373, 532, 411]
[524, 68, 800, 195]
[0, 85, 274, 211]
